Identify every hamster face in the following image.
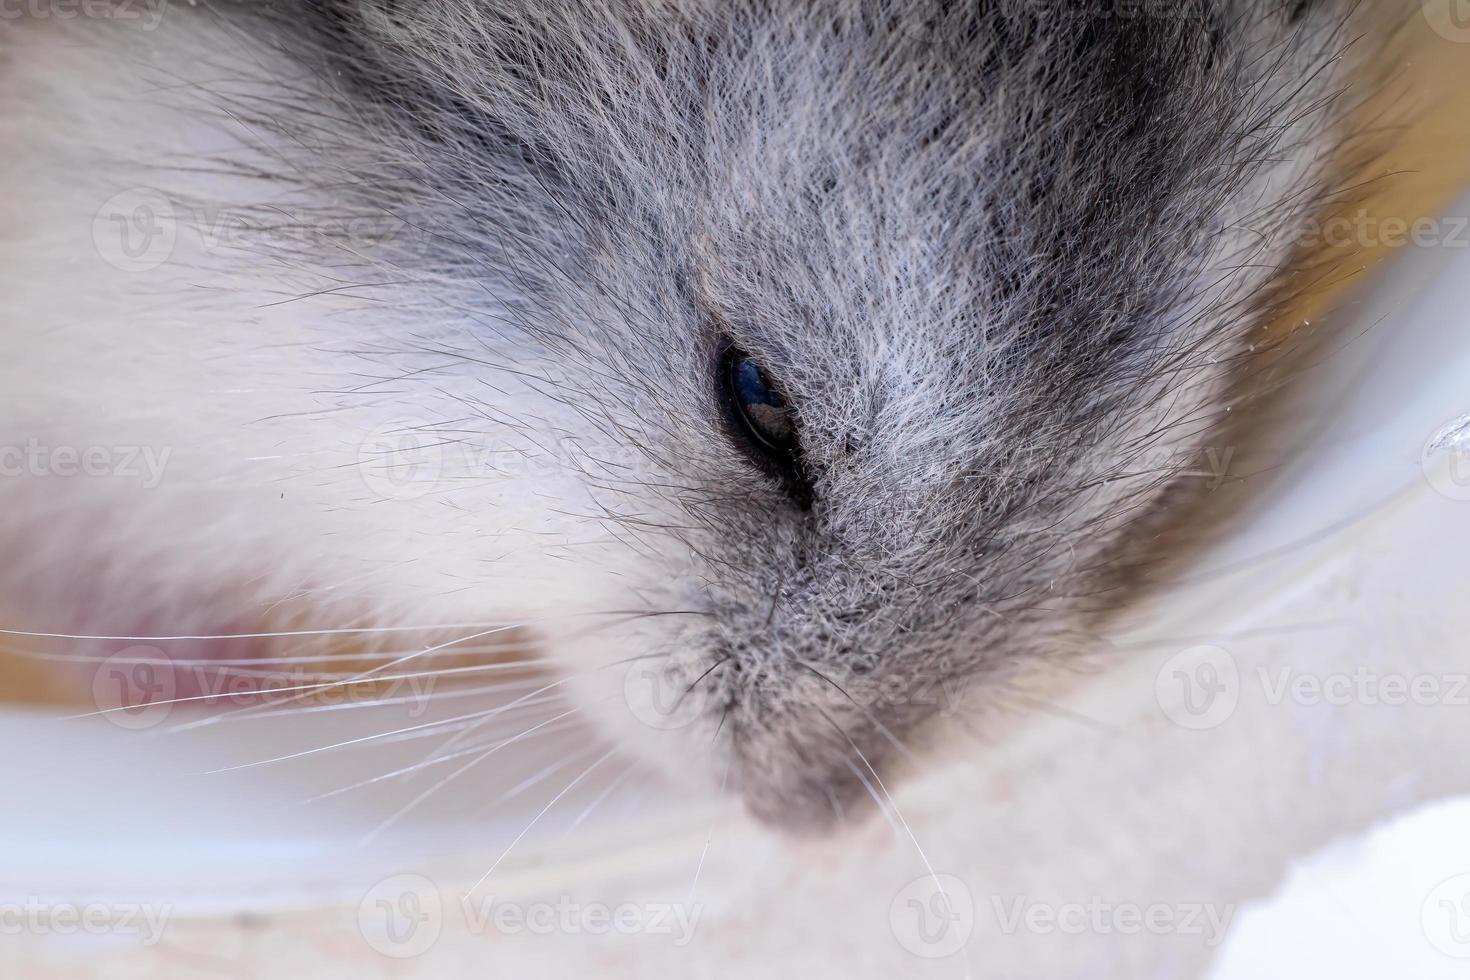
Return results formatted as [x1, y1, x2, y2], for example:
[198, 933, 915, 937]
[3, 0, 1354, 830]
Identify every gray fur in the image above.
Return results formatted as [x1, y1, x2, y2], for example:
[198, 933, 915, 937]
[195, 0, 1357, 828]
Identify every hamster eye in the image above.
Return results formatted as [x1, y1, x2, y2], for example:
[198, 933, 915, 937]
[718, 343, 809, 503]
[727, 352, 795, 450]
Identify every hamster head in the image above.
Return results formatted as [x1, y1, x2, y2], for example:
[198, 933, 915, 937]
[246, 0, 1353, 831]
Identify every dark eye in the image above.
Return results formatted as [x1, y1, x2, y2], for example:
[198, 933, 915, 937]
[728, 352, 796, 451]
[718, 343, 809, 501]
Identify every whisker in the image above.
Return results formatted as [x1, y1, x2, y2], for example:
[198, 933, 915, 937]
[13, 644, 552, 669]
[795, 661, 920, 767]
[193, 684, 572, 774]
[64, 659, 554, 722]
[359, 703, 593, 846]
[292, 716, 582, 808]
[470, 745, 602, 820]
[561, 763, 637, 837]
[843, 758, 899, 834]
[819, 708, 950, 913]
[188, 651, 643, 771]
[0, 622, 512, 643]
[0, 607, 711, 646]
[464, 747, 618, 897]
[180, 676, 557, 725]
[339, 699, 570, 750]
[687, 747, 733, 909]
[413, 650, 662, 767]
[132, 618, 676, 730]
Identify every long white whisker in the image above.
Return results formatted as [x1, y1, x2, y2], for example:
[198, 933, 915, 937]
[562, 763, 636, 837]
[291, 717, 582, 807]
[194, 697, 552, 774]
[796, 660, 921, 766]
[179, 676, 556, 725]
[133, 620, 661, 730]
[464, 747, 618, 896]
[687, 751, 733, 909]
[412, 651, 657, 767]
[0, 607, 707, 646]
[471, 745, 600, 820]
[65, 658, 554, 721]
[340, 700, 570, 750]
[844, 758, 899, 834]
[15, 645, 553, 669]
[0, 622, 512, 643]
[359, 703, 590, 846]
[192, 663, 616, 773]
[822, 708, 949, 909]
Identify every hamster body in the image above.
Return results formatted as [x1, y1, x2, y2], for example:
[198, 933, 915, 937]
[0, 1, 1361, 828]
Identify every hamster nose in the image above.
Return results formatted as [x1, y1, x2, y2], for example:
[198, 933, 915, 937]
[730, 713, 896, 833]
[737, 756, 880, 833]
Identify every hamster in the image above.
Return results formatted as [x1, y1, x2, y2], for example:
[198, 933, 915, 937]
[0, 0, 1363, 830]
